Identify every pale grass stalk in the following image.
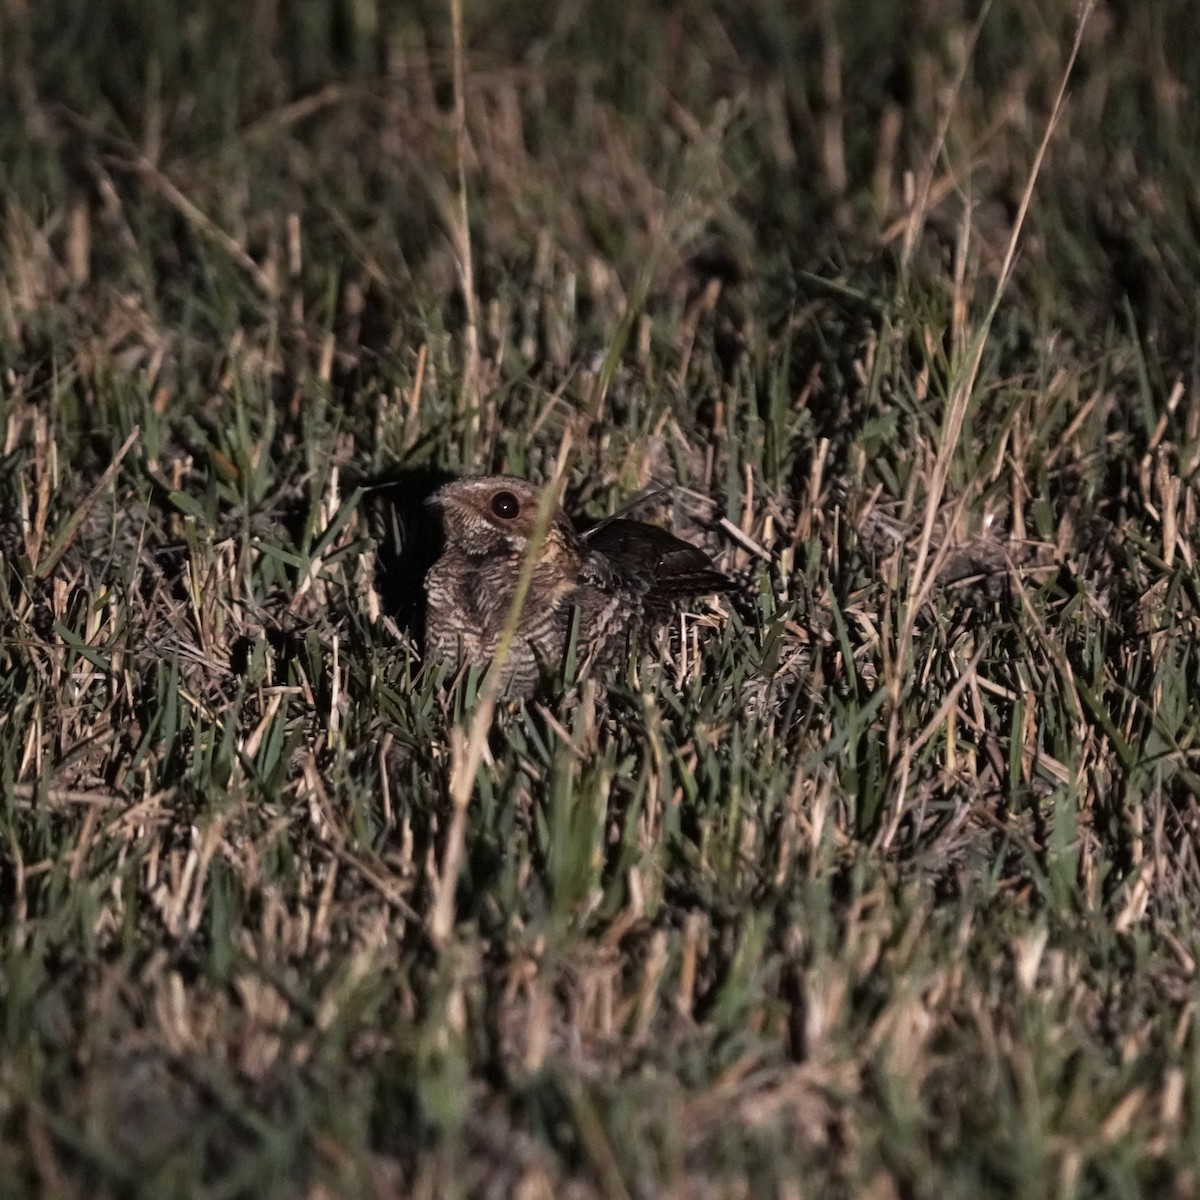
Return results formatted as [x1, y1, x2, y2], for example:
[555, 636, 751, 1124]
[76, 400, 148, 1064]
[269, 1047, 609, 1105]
[889, 2, 1096, 785]
[429, 429, 575, 947]
[899, 0, 995, 274]
[34, 425, 139, 579]
[880, 641, 986, 849]
[450, 0, 480, 432]
[123, 156, 276, 296]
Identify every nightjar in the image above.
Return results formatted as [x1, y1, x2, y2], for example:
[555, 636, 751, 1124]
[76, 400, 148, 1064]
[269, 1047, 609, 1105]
[423, 475, 729, 695]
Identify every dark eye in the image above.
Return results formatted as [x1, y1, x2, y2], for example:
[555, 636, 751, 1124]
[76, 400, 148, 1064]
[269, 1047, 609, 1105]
[490, 490, 520, 519]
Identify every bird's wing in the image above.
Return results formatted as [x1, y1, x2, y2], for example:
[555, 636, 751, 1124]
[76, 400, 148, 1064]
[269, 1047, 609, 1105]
[586, 519, 729, 597]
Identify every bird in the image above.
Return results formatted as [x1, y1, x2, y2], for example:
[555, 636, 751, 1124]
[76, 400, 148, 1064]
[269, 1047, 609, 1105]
[422, 474, 729, 695]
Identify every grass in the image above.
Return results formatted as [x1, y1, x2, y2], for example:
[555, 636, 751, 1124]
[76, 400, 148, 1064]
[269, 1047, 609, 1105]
[2, 0, 1200, 1195]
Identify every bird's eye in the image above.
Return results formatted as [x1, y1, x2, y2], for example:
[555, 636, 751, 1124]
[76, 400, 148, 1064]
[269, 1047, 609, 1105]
[490, 490, 520, 519]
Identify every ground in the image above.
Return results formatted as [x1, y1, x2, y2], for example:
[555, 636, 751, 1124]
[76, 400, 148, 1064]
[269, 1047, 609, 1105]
[2, 0, 1199, 1197]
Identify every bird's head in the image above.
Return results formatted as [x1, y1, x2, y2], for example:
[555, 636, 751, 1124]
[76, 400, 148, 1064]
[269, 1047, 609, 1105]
[426, 475, 581, 567]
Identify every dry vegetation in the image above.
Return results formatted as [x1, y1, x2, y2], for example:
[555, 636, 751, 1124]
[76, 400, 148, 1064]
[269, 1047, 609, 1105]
[2, 0, 1200, 1196]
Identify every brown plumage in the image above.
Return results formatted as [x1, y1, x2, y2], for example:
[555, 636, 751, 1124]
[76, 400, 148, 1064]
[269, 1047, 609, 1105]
[423, 475, 728, 694]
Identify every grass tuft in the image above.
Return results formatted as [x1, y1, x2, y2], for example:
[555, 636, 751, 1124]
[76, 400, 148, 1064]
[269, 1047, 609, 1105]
[3, 0, 1200, 1195]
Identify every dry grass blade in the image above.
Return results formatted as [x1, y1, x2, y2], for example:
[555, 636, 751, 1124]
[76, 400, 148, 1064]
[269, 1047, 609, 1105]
[895, 0, 1098, 691]
[116, 156, 277, 296]
[450, 0, 480, 432]
[899, 0, 995, 274]
[34, 425, 139, 579]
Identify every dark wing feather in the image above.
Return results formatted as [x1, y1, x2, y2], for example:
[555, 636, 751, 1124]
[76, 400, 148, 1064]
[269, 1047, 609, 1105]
[586, 519, 729, 598]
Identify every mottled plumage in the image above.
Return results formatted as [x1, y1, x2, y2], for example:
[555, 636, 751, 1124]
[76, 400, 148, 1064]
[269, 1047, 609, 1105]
[423, 475, 728, 694]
